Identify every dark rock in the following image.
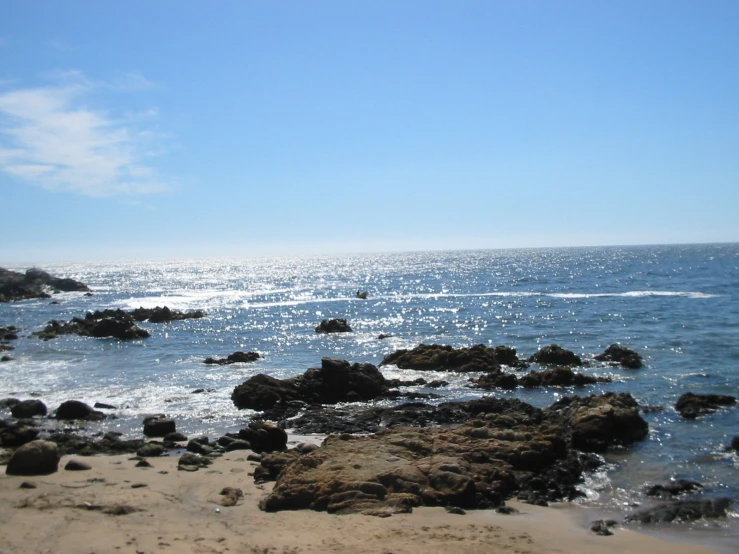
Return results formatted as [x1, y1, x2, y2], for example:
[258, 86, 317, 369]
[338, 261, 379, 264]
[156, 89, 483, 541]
[65, 459, 92, 471]
[34, 310, 150, 341]
[204, 351, 260, 365]
[377, 334, 391, 339]
[0, 422, 40, 447]
[0, 355, 12, 362]
[315, 318, 352, 333]
[137, 443, 166, 457]
[1, 325, 20, 340]
[0, 267, 90, 303]
[232, 374, 302, 410]
[135, 459, 152, 467]
[6, 440, 60, 475]
[645, 479, 703, 498]
[381, 343, 524, 372]
[496, 506, 519, 514]
[131, 306, 205, 323]
[527, 344, 582, 366]
[237, 421, 287, 452]
[219, 487, 244, 506]
[19, 481, 37, 489]
[675, 392, 736, 419]
[731, 436, 739, 451]
[626, 498, 733, 523]
[143, 417, 176, 437]
[94, 402, 117, 410]
[11, 399, 47, 418]
[55, 400, 105, 421]
[186, 440, 213, 455]
[178, 453, 212, 471]
[595, 344, 643, 369]
[546, 392, 648, 453]
[224, 439, 252, 452]
[0, 397, 21, 409]
[164, 432, 188, 442]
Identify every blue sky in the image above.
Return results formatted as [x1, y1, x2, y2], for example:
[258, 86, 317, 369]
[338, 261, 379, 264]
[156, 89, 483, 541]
[1, 1, 737, 263]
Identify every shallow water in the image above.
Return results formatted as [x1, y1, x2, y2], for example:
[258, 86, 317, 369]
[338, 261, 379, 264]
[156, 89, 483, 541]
[1, 244, 738, 549]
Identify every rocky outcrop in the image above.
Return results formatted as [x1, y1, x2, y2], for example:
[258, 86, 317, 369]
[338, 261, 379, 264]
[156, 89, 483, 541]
[626, 498, 733, 523]
[0, 267, 90, 302]
[675, 392, 736, 419]
[545, 393, 648, 453]
[472, 367, 610, 390]
[232, 357, 389, 410]
[594, 344, 643, 369]
[55, 400, 105, 421]
[315, 318, 352, 333]
[204, 351, 260, 365]
[35, 310, 150, 341]
[381, 344, 524, 372]
[130, 306, 205, 322]
[5, 440, 60, 475]
[527, 344, 582, 366]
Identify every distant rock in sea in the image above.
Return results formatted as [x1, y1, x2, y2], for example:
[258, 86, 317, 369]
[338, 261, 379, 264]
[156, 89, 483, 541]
[0, 267, 90, 302]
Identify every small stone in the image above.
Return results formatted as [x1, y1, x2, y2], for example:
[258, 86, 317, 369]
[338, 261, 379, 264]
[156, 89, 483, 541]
[131, 483, 148, 488]
[135, 460, 152, 468]
[19, 481, 37, 489]
[444, 506, 466, 515]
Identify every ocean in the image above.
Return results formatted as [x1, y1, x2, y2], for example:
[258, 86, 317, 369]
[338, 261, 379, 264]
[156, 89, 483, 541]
[1, 243, 738, 549]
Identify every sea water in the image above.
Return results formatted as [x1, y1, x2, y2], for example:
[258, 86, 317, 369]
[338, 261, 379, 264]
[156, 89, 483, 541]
[1, 244, 738, 549]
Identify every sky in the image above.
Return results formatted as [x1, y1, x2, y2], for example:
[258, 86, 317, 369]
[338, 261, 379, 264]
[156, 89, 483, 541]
[1, 1, 737, 263]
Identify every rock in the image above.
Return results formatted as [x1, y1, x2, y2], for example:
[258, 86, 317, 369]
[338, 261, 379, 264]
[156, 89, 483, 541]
[131, 306, 205, 323]
[6, 440, 60, 475]
[0, 422, 40, 447]
[546, 392, 648, 453]
[257, 415, 587, 514]
[55, 400, 105, 421]
[675, 392, 736, 419]
[204, 351, 260, 365]
[731, 436, 739, 451]
[594, 344, 643, 369]
[381, 343, 524, 372]
[1, 325, 20, 340]
[65, 459, 92, 471]
[94, 402, 117, 410]
[135, 459, 152, 467]
[225, 439, 252, 452]
[626, 498, 734, 523]
[219, 487, 244, 506]
[496, 506, 519, 514]
[472, 367, 610, 390]
[19, 481, 37, 489]
[186, 440, 214, 455]
[1, 355, 12, 362]
[143, 417, 176, 437]
[232, 357, 390, 410]
[11, 399, 47, 418]
[0, 397, 21, 409]
[315, 318, 352, 333]
[137, 443, 166, 457]
[164, 432, 188, 442]
[34, 310, 150, 341]
[645, 479, 703, 498]
[527, 344, 582, 366]
[590, 519, 618, 536]
[0, 267, 90, 302]
[236, 421, 287, 452]
[178, 453, 211, 471]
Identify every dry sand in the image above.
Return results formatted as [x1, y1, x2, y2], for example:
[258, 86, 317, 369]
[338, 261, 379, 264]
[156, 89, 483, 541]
[0, 451, 719, 554]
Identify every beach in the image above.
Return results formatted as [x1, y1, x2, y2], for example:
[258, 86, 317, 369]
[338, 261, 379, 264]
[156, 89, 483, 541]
[0, 449, 719, 554]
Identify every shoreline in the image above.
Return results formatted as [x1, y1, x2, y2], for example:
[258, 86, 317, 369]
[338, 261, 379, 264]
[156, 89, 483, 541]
[0, 450, 723, 554]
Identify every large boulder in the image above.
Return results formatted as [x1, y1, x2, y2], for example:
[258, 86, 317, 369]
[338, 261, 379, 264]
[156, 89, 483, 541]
[232, 374, 302, 410]
[381, 343, 523, 372]
[5, 440, 60, 475]
[11, 399, 47, 419]
[55, 400, 105, 421]
[675, 392, 736, 419]
[143, 417, 177, 437]
[594, 344, 643, 369]
[528, 344, 582, 366]
[546, 393, 648, 452]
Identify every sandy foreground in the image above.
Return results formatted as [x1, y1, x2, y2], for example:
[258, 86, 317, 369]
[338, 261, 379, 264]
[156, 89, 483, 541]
[0, 450, 718, 554]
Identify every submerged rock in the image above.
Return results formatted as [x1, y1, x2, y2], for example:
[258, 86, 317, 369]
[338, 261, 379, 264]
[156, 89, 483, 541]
[645, 479, 703, 498]
[626, 498, 734, 523]
[675, 392, 736, 419]
[204, 351, 260, 365]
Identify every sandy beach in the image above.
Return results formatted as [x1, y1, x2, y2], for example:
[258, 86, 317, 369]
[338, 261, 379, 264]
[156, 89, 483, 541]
[0, 450, 719, 554]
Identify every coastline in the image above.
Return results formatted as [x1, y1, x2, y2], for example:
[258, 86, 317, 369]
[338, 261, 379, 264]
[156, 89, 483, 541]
[0, 449, 720, 554]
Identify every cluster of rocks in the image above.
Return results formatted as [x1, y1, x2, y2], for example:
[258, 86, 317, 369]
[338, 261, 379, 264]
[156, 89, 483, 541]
[675, 392, 736, 419]
[33, 306, 205, 340]
[254, 392, 648, 514]
[471, 366, 611, 390]
[0, 267, 90, 302]
[315, 318, 353, 333]
[1, 325, 18, 361]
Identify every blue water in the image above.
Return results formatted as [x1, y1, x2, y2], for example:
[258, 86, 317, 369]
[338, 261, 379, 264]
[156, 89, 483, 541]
[1, 244, 738, 547]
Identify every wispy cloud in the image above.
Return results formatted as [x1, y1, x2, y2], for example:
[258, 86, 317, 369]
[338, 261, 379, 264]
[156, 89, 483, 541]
[0, 73, 169, 197]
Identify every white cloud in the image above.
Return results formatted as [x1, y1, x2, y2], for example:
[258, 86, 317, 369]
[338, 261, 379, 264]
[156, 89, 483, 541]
[0, 76, 169, 197]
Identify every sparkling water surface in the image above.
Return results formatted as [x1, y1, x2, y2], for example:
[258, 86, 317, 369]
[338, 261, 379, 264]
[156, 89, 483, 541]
[2, 244, 738, 550]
